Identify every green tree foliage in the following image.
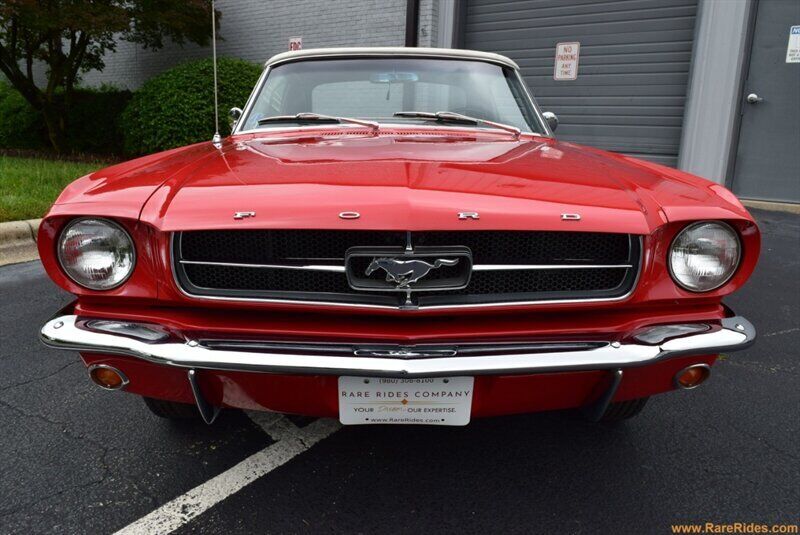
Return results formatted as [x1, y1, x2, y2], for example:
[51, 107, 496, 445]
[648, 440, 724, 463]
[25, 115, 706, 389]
[0, 0, 218, 153]
[0, 82, 43, 150]
[0, 82, 130, 155]
[121, 57, 261, 156]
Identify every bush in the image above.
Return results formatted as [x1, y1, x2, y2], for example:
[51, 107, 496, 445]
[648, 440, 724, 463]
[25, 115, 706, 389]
[121, 57, 262, 155]
[0, 83, 131, 155]
[66, 85, 132, 155]
[0, 83, 46, 150]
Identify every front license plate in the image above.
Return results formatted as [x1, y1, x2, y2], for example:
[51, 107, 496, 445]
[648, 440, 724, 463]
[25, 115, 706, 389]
[338, 376, 474, 426]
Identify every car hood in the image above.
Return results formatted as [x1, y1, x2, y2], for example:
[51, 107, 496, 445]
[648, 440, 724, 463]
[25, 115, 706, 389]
[52, 130, 751, 234]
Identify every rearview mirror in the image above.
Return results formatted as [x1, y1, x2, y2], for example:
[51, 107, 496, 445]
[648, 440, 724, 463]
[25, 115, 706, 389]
[542, 111, 558, 132]
[370, 72, 419, 84]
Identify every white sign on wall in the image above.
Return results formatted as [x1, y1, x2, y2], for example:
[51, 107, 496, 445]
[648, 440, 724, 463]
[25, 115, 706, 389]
[554, 42, 580, 80]
[289, 36, 303, 51]
[787, 26, 800, 63]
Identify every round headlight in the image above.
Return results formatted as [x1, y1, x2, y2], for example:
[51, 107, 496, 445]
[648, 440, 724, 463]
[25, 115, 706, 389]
[57, 218, 135, 290]
[669, 221, 740, 292]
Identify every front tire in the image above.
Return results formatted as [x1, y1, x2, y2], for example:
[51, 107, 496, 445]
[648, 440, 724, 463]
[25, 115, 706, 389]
[143, 397, 200, 420]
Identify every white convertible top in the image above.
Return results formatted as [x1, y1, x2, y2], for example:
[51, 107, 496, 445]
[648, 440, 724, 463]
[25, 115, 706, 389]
[265, 47, 519, 70]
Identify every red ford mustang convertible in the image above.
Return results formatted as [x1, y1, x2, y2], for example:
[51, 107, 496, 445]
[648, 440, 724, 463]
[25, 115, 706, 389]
[39, 48, 758, 426]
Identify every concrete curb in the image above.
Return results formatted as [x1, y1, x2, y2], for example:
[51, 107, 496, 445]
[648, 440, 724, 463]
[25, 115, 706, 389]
[0, 218, 42, 266]
[742, 200, 800, 215]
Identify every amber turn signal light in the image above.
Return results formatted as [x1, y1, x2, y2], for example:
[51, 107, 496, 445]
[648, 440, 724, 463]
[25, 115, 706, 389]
[674, 364, 711, 390]
[88, 365, 129, 390]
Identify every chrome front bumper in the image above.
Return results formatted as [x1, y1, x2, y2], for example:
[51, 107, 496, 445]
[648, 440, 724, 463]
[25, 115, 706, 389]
[40, 314, 756, 378]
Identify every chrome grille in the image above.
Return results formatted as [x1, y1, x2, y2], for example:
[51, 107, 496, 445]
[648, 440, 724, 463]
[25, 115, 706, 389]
[173, 230, 641, 309]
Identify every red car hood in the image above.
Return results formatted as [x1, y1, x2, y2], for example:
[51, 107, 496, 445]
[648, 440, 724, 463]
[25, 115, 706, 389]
[51, 129, 751, 234]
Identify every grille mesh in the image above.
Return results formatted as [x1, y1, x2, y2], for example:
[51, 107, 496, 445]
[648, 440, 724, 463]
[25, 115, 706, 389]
[181, 230, 405, 263]
[183, 263, 353, 293]
[415, 231, 630, 264]
[174, 230, 639, 308]
[437, 268, 627, 295]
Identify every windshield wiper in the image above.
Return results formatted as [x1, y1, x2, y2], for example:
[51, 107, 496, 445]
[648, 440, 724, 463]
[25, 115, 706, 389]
[393, 111, 521, 139]
[257, 112, 379, 133]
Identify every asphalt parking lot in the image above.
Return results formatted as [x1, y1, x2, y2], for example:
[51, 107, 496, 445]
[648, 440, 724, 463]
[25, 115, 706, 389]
[0, 208, 797, 534]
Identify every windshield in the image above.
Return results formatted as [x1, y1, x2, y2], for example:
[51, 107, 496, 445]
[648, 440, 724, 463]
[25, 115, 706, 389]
[239, 58, 544, 134]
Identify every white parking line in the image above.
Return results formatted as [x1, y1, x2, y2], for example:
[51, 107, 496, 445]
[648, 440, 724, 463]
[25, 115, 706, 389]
[114, 414, 341, 535]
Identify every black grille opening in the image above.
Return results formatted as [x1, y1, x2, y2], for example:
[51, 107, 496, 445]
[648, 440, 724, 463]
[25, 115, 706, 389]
[427, 268, 628, 296]
[174, 230, 640, 308]
[414, 231, 630, 265]
[181, 230, 405, 264]
[183, 263, 353, 293]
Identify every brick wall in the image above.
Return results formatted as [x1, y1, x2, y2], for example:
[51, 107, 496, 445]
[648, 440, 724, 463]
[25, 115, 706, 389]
[80, 0, 410, 89]
[417, 0, 439, 47]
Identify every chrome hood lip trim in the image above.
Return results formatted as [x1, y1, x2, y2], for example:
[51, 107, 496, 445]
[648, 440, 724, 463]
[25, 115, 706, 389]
[40, 315, 755, 378]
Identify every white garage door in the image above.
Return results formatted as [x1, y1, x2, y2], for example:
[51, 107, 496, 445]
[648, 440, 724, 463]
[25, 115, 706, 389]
[463, 0, 698, 167]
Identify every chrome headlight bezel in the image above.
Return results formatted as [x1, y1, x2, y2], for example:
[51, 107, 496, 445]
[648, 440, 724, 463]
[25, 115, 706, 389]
[57, 217, 136, 291]
[668, 221, 741, 293]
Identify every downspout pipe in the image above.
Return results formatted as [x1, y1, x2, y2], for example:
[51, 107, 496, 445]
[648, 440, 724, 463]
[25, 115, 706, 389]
[405, 0, 420, 47]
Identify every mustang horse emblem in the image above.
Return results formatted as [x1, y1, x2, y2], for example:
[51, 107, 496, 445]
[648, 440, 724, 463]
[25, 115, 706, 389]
[365, 257, 460, 289]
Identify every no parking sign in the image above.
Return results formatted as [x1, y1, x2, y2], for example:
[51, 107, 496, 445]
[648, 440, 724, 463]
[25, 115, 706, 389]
[554, 42, 580, 81]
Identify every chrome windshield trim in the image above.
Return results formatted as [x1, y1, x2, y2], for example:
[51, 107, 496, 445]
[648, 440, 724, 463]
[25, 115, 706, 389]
[232, 65, 270, 136]
[41, 315, 755, 378]
[234, 122, 544, 138]
[513, 69, 553, 137]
